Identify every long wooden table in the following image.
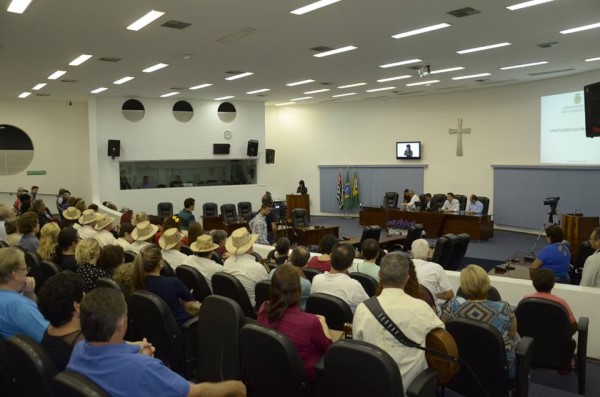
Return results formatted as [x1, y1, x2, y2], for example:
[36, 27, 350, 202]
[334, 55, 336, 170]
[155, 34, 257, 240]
[359, 207, 494, 240]
[276, 225, 339, 246]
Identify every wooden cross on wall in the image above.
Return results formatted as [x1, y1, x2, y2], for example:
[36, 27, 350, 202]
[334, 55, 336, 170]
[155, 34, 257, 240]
[449, 118, 471, 156]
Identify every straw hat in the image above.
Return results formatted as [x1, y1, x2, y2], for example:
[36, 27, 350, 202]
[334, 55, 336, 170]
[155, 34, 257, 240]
[191, 235, 219, 253]
[131, 220, 158, 241]
[78, 209, 97, 225]
[95, 214, 116, 230]
[62, 206, 82, 221]
[159, 228, 183, 250]
[225, 227, 258, 255]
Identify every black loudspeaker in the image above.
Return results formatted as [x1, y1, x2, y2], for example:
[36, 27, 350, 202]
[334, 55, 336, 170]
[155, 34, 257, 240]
[584, 81, 600, 138]
[265, 149, 275, 164]
[108, 140, 120, 159]
[213, 143, 230, 154]
[247, 140, 258, 157]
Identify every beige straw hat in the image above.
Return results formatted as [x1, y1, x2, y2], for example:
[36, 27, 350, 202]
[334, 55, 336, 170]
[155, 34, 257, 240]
[225, 227, 258, 255]
[131, 220, 159, 241]
[158, 228, 183, 250]
[190, 235, 219, 253]
[78, 209, 97, 225]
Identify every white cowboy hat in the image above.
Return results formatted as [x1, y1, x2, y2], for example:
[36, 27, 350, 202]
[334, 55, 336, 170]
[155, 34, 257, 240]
[131, 220, 159, 241]
[158, 228, 183, 250]
[190, 234, 219, 253]
[225, 227, 258, 255]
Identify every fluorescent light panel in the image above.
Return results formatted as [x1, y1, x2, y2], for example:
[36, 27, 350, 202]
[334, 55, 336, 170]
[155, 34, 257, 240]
[457, 42, 511, 54]
[7, 0, 32, 14]
[113, 76, 135, 85]
[507, 0, 553, 11]
[214, 96, 234, 101]
[304, 88, 330, 94]
[160, 92, 179, 98]
[275, 102, 295, 106]
[47, 70, 66, 80]
[332, 92, 356, 97]
[452, 73, 491, 80]
[225, 72, 254, 80]
[377, 75, 411, 82]
[32, 83, 46, 90]
[69, 54, 93, 66]
[392, 23, 451, 39]
[380, 59, 422, 68]
[291, 0, 340, 16]
[338, 82, 366, 89]
[560, 22, 600, 35]
[366, 87, 395, 92]
[143, 63, 169, 73]
[314, 45, 357, 58]
[189, 83, 212, 90]
[127, 10, 165, 31]
[286, 79, 315, 86]
[430, 67, 465, 74]
[18, 91, 31, 98]
[500, 61, 548, 70]
[90, 87, 108, 94]
[406, 80, 440, 86]
[247, 88, 271, 94]
[585, 57, 600, 62]
[290, 96, 312, 101]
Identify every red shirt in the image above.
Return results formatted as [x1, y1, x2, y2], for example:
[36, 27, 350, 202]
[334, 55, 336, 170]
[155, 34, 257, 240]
[307, 256, 331, 272]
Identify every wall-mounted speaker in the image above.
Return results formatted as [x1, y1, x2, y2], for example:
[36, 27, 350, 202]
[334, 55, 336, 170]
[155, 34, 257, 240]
[266, 149, 275, 164]
[108, 140, 121, 159]
[213, 143, 230, 154]
[247, 139, 258, 157]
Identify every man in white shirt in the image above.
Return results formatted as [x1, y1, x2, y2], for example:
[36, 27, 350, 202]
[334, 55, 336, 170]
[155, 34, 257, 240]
[159, 228, 188, 269]
[94, 214, 116, 247]
[402, 190, 421, 211]
[183, 234, 223, 291]
[349, 238, 380, 282]
[441, 192, 460, 214]
[464, 194, 484, 216]
[311, 243, 369, 313]
[581, 227, 600, 288]
[77, 209, 98, 239]
[411, 239, 454, 309]
[353, 253, 444, 389]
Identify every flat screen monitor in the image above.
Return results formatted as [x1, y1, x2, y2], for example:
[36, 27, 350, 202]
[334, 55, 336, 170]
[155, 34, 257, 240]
[396, 141, 421, 159]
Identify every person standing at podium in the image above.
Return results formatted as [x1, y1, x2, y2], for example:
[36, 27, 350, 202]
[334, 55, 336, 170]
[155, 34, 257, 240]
[296, 180, 308, 195]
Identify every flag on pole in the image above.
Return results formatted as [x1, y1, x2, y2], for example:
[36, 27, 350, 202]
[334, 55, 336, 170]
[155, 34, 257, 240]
[344, 167, 351, 209]
[336, 169, 344, 209]
[351, 169, 359, 209]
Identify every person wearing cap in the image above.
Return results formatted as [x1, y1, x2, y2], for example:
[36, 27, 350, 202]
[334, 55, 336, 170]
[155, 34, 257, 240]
[222, 228, 268, 307]
[159, 228, 188, 269]
[78, 209, 98, 240]
[95, 214, 117, 247]
[177, 198, 196, 231]
[183, 235, 223, 291]
[115, 223, 135, 251]
[128, 221, 159, 255]
[0, 203, 17, 241]
[61, 207, 82, 229]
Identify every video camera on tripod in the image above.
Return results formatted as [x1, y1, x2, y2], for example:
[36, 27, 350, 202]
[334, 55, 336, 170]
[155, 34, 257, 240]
[543, 196, 560, 223]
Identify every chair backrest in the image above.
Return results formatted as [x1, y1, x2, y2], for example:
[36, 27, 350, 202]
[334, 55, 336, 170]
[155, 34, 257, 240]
[95, 277, 124, 293]
[418, 284, 436, 309]
[237, 202, 253, 220]
[176, 265, 212, 302]
[456, 286, 502, 302]
[432, 194, 447, 208]
[446, 233, 470, 270]
[348, 272, 378, 297]
[25, 251, 43, 293]
[291, 208, 309, 227]
[446, 318, 511, 397]
[179, 245, 193, 255]
[6, 334, 58, 397]
[124, 250, 137, 263]
[195, 295, 245, 382]
[403, 224, 423, 252]
[127, 290, 184, 373]
[454, 194, 467, 211]
[157, 202, 173, 218]
[212, 272, 256, 318]
[254, 280, 271, 312]
[160, 260, 176, 277]
[40, 260, 61, 288]
[202, 202, 218, 217]
[478, 196, 490, 216]
[319, 339, 405, 397]
[302, 267, 322, 282]
[0, 336, 18, 395]
[358, 226, 382, 251]
[52, 371, 109, 397]
[431, 235, 457, 269]
[305, 293, 353, 330]
[418, 194, 427, 207]
[220, 204, 238, 223]
[383, 192, 399, 208]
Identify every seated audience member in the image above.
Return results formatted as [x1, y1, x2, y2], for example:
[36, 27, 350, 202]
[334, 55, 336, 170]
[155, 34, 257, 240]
[248, 204, 271, 245]
[349, 238, 380, 281]
[524, 269, 578, 333]
[210, 229, 228, 261]
[98, 245, 125, 276]
[155, 215, 189, 246]
[411, 239, 454, 307]
[103, 201, 119, 212]
[112, 262, 135, 299]
[159, 228, 188, 269]
[307, 234, 338, 272]
[420, 193, 438, 212]
[4, 219, 21, 247]
[75, 199, 87, 216]
[18, 211, 40, 253]
[31, 199, 53, 229]
[13, 187, 27, 211]
[581, 226, 600, 288]
[37, 222, 60, 261]
[402, 190, 420, 210]
[77, 209, 98, 239]
[403, 259, 435, 310]
[353, 253, 444, 388]
[120, 208, 133, 224]
[222, 228, 269, 307]
[37, 271, 85, 370]
[67, 288, 246, 397]
[55, 188, 70, 214]
[530, 224, 571, 284]
[132, 245, 199, 328]
[183, 235, 223, 292]
[61, 206, 82, 229]
[441, 265, 520, 375]
[94, 214, 116, 247]
[55, 227, 79, 272]
[177, 198, 196, 231]
[115, 223, 135, 250]
[131, 211, 148, 226]
[67, 196, 79, 209]
[76, 238, 107, 292]
[258, 264, 331, 380]
[402, 189, 410, 205]
[88, 204, 99, 212]
[266, 237, 291, 265]
[465, 194, 484, 215]
[441, 192, 460, 214]
[19, 194, 32, 214]
[128, 221, 159, 255]
[269, 246, 312, 310]
[187, 222, 204, 246]
[0, 202, 17, 240]
[0, 247, 49, 342]
[311, 243, 369, 313]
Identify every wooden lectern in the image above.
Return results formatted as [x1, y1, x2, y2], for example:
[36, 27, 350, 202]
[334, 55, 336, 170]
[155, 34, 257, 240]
[562, 214, 599, 260]
[286, 194, 310, 223]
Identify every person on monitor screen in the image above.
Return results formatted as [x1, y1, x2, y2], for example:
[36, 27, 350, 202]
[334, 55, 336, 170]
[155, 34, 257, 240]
[404, 144, 413, 158]
[296, 180, 308, 195]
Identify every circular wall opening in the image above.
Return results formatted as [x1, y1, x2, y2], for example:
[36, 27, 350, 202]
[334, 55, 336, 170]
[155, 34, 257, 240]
[122, 99, 145, 122]
[0, 124, 34, 175]
[217, 102, 236, 123]
[173, 100, 194, 122]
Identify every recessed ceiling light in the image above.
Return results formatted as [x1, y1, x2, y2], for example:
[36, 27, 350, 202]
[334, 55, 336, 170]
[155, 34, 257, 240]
[90, 87, 108, 94]
[507, 0, 553, 11]
[500, 61, 548, 70]
[430, 67, 465, 74]
[452, 73, 491, 80]
[377, 75, 412, 82]
[304, 88, 330, 94]
[338, 82, 366, 89]
[332, 92, 356, 97]
[160, 92, 179, 98]
[314, 46, 358, 58]
[113, 76, 135, 85]
[380, 59, 422, 68]
[275, 102, 296, 106]
[47, 70, 66, 80]
[189, 83, 212, 90]
[286, 79, 315, 86]
[290, 96, 313, 101]
[291, 0, 341, 16]
[69, 54, 93, 66]
[143, 63, 169, 73]
[366, 87, 396, 92]
[18, 91, 31, 98]
[247, 88, 271, 94]
[127, 10, 165, 31]
[406, 80, 440, 86]
[7, 0, 32, 14]
[225, 72, 254, 80]
[560, 21, 600, 35]
[457, 42, 512, 54]
[214, 96, 235, 101]
[392, 23, 452, 39]
[585, 57, 600, 62]
[32, 83, 46, 90]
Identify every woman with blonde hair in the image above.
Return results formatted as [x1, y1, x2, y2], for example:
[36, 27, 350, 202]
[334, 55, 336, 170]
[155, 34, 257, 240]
[37, 222, 60, 261]
[75, 238, 106, 291]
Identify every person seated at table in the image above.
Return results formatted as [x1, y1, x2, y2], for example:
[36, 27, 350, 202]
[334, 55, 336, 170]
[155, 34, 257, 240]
[465, 194, 484, 215]
[402, 189, 410, 205]
[349, 238, 380, 281]
[402, 190, 420, 210]
[307, 234, 338, 272]
[420, 193, 439, 212]
[530, 224, 571, 284]
[266, 237, 290, 265]
[440, 192, 460, 214]
[258, 264, 331, 380]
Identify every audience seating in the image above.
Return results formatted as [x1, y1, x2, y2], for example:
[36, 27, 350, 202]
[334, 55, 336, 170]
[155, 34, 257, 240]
[319, 339, 439, 397]
[95, 277, 124, 293]
[237, 202, 252, 221]
[358, 226, 382, 251]
[240, 323, 310, 397]
[418, 194, 427, 207]
[175, 265, 212, 302]
[418, 284, 436, 310]
[454, 194, 468, 212]
[291, 208, 309, 227]
[446, 233, 470, 270]
[254, 280, 271, 312]
[6, 334, 58, 397]
[124, 250, 136, 263]
[39, 260, 61, 288]
[516, 298, 589, 395]
[383, 192, 399, 208]
[348, 272, 378, 297]
[179, 245, 193, 255]
[157, 202, 173, 218]
[0, 337, 19, 396]
[305, 293, 353, 330]
[478, 196, 490, 216]
[220, 204, 238, 223]
[302, 268, 322, 282]
[25, 251, 43, 293]
[52, 371, 109, 397]
[446, 318, 533, 397]
[160, 260, 176, 277]
[401, 224, 424, 252]
[212, 272, 256, 319]
[431, 234, 458, 269]
[202, 202, 218, 217]
[456, 286, 502, 302]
